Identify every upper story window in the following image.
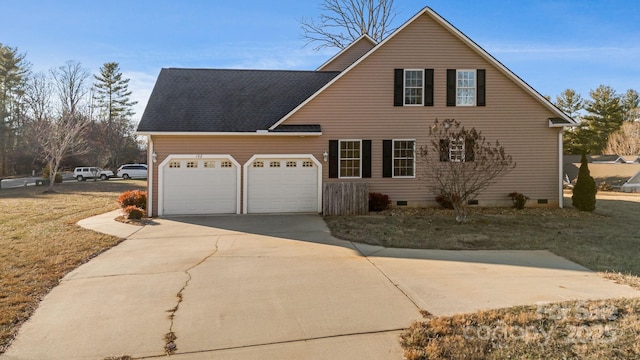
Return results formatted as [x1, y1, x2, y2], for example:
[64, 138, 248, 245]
[404, 70, 423, 105]
[456, 70, 476, 106]
[447, 69, 485, 107]
[394, 69, 434, 107]
[339, 140, 361, 178]
[393, 140, 415, 177]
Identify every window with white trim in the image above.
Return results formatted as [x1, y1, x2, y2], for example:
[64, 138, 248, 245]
[270, 161, 281, 168]
[221, 161, 232, 168]
[169, 161, 181, 168]
[339, 140, 361, 178]
[203, 161, 215, 168]
[186, 161, 198, 168]
[286, 161, 297, 167]
[404, 69, 423, 105]
[457, 70, 476, 106]
[449, 138, 465, 162]
[252, 161, 264, 168]
[302, 161, 313, 168]
[393, 140, 415, 177]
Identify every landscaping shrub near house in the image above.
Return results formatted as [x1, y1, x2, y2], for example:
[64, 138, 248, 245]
[369, 192, 390, 212]
[117, 190, 147, 210]
[508, 192, 529, 210]
[123, 205, 144, 220]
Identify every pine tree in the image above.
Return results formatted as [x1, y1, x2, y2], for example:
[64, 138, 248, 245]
[93, 62, 137, 168]
[572, 154, 597, 212]
[581, 85, 624, 154]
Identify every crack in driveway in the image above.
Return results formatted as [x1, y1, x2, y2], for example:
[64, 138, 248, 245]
[164, 237, 220, 354]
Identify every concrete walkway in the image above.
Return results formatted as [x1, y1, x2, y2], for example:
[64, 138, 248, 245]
[3, 214, 639, 360]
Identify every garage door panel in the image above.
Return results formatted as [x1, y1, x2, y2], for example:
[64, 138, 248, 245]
[162, 158, 238, 215]
[247, 158, 318, 213]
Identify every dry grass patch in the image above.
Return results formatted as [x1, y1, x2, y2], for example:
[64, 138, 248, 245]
[0, 180, 145, 353]
[401, 298, 640, 360]
[326, 192, 640, 358]
[325, 192, 640, 275]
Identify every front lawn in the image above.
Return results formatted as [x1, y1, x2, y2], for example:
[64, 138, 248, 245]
[0, 180, 145, 353]
[326, 191, 640, 359]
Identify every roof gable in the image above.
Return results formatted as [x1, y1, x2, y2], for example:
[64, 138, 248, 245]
[317, 34, 377, 72]
[270, 6, 576, 130]
[137, 69, 338, 133]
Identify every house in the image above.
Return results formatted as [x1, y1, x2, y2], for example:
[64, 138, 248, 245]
[563, 155, 640, 187]
[137, 6, 576, 217]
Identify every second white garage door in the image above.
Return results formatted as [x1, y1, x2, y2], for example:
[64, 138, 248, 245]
[161, 156, 239, 215]
[245, 156, 320, 213]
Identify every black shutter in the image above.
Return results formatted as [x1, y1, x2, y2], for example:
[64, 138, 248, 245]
[446, 69, 456, 106]
[439, 139, 450, 162]
[424, 69, 434, 106]
[394, 69, 404, 106]
[362, 140, 371, 178]
[382, 140, 392, 178]
[477, 69, 486, 106]
[465, 138, 475, 162]
[329, 140, 338, 178]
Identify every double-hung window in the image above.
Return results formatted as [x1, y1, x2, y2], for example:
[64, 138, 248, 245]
[339, 140, 361, 178]
[393, 140, 415, 177]
[449, 138, 466, 162]
[404, 70, 423, 105]
[456, 70, 476, 106]
[447, 69, 485, 107]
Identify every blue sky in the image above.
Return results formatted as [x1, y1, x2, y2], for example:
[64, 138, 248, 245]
[2, 1, 639, 119]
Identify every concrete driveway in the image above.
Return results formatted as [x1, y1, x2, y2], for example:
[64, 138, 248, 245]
[4, 213, 639, 359]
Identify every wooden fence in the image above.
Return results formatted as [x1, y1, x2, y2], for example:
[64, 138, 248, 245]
[323, 182, 369, 216]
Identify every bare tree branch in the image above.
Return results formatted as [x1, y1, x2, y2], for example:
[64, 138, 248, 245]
[300, 0, 397, 50]
[419, 118, 515, 223]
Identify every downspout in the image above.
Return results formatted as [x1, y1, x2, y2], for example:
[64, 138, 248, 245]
[558, 131, 563, 209]
[147, 136, 154, 217]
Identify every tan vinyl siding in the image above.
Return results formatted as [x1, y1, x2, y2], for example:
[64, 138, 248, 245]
[283, 13, 561, 207]
[319, 37, 376, 72]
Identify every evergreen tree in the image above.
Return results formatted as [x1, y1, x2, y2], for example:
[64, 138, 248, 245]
[621, 89, 639, 121]
[581, 85, 624, 154]
[93, 62, 137, 168]
[0, 43, 29, 176]
[554, 89, 585, 154]
[572, 154, 597, 212]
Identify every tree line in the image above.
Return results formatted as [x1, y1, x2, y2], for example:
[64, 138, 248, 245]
[0, 42, 142, 179]
[553, 86, 640, 155]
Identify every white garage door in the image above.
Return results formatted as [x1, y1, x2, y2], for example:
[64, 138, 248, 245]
[246, 157, 319, 213]
[161, 157, 238, 215]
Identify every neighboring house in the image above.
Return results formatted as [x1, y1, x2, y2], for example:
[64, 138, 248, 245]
[621, 170, 640, 192]
[563, 155, 640, 187]
[137, 7, 576, 217]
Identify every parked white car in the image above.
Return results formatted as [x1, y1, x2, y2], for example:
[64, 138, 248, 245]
[73, 167, 114, 181]
[117, 164, 148, 179]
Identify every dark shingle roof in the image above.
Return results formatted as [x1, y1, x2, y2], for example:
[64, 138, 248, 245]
[137, 68, 339, 132]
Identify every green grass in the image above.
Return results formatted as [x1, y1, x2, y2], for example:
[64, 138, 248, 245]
[0, 180, 146, 353]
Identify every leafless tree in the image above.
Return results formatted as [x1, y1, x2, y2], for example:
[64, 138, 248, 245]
[419, 119, 515, 223]
[604, 121, 640, 156]
[51, 60, 90, 117]
[25, 63, 90, 191]
[300, 0, 397, 50]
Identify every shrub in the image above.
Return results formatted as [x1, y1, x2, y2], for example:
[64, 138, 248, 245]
[435, 194, 454, 209]
[42, 164, 62, 183]
[118, 190, 147, 210]
[508, 192, 530, 210]
[123, 205, 144, 220]
[597, 182, 613, 191]
[369, 192, 390, 212]
[572, 154, 597, 212]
